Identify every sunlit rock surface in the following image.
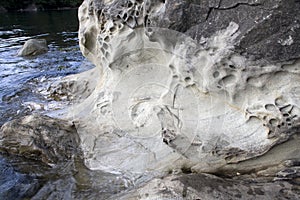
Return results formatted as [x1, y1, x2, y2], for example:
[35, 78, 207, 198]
[73, 0, 300, 177]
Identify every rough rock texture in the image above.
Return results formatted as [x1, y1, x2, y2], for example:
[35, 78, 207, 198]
[0, 114, 80, 165]
[18, 39, 48, 57]
[74, 0, 300, 177]
[117, 173, 300, 200]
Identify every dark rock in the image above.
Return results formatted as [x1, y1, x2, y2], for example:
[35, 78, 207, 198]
[147, 0, 300, 64]
[0, 114, 80, 165]
[0, 6, 7, 13]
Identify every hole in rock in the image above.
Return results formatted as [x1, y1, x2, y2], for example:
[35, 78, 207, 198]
[269, 119, 278, 126]
[109, 26, 117, 33]
[104, 36, 110, 42]
[127, 16, 136, 27]
[219, 74, 236, 86]
[265, 104, 276, 111]
[102, 43, 108, 50]
[144, 15, 149, 26]
[127, 1, 133, 8]
[181, 167, 192, 174]
[184, 77, 192, 83]
[283, 113, 289, 118]
[268, 130, 274, 137]
[213, 71, 220, 78]
[123, 13, 128, 21]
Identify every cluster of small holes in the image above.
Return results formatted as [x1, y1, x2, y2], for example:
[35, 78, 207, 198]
[212, 61, 238, 90]
[169, 64, 194, 87]
[87, 0, 146, 65]
[117, 0, 144, 28]
[247, 97, 299, 139]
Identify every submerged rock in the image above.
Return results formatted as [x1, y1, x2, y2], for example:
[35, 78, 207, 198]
[0, 114, 80, 165]
[18, 39, 48, 57]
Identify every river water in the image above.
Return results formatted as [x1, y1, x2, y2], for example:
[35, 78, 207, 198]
[0, 9, 92, 126]
[0, 10, 136, 199]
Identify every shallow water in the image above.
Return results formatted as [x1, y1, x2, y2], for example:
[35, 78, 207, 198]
[0, 10, 138, 199]
[0, 9, 92, 126]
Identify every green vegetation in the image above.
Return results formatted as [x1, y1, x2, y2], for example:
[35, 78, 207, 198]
[0, 0, 83, 11]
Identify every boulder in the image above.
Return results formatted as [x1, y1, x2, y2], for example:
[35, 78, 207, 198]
[0, 114, 80, 165]
[18, 39, 48, 57]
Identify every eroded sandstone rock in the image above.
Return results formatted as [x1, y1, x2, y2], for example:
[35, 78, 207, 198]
[73, 0, 300, 176]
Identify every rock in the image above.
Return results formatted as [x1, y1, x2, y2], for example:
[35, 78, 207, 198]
[148, 0, 300, 64]
[0, 6, 7, 13]
[46, 67, 98, 103]
[0, 114, 80, 165]
[117, 173, 300, 200]
[73, 0, 300, 175]
[18, 39, 48, 57]
[22, 3, 38, 12]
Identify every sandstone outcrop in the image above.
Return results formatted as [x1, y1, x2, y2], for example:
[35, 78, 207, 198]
[1, 0, 300, 199]
[18, 39, 48, 57]
[74, 0, 300, 176]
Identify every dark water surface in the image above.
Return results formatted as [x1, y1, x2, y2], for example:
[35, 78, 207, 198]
[0, 10, 134, 199]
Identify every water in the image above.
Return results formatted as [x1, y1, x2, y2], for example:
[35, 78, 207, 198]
[0, 10, 137, 199]
[0, 10, 92, 126]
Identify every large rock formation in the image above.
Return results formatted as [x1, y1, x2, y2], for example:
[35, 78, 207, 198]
[0, 0, 299, 199]
[74, 0, 300, 177]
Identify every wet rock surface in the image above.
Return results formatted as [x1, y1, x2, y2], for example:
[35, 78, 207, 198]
[0, 114, 80, 165]
[0, 115, 135, 200]
[18, 39, 48, 57]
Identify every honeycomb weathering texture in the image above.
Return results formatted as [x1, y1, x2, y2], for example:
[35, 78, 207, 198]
[74, 0, 300, 174]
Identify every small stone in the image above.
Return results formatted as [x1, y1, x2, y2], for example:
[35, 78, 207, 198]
[18, 39, 48, 57]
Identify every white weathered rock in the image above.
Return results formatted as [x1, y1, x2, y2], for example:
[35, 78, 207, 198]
[66, 0, 300, 177]
[18, 39, 48, 56]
